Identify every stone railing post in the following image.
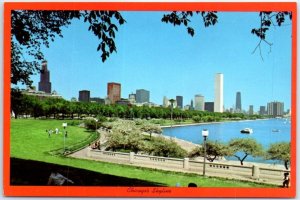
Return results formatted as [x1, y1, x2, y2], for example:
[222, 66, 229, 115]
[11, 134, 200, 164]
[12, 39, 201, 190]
[130, 152, 135, 164]
[252, 164, 260, 180]
[183, 158, 189, 170]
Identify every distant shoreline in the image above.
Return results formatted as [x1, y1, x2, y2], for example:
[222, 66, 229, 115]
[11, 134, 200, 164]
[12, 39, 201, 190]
[160, 118, 270, 129]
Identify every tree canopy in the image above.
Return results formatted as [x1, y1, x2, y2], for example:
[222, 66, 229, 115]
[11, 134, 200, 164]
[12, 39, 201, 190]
[189, 140, 231, 162]
[266, 142, 290, 170]
[228, 138, 264, 165]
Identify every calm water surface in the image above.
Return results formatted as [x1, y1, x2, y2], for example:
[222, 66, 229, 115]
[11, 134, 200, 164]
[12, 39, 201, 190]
[163, 118, 291, 163]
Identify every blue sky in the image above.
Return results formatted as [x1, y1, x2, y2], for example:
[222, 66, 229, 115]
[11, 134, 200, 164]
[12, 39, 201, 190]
[29, 11, 292, 111]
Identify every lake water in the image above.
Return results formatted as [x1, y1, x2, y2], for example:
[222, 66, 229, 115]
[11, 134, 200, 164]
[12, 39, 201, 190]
[163, 118, 291, 163]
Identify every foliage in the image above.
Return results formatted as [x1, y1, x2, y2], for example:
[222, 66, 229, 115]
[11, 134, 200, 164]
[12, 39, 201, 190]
[11, 93, 264, 122]
[161, 11, 218, 37]
[68, 120, 81, 126]
[251, 12, 292, 59]
[189, 141, 231, 162]
[192, 115, 202, 123]
[11, 10, 126, 86]
[145, 136, 187, 158]
[141, 123, 162, 138]
[228, 138, 264, 165]
[106, 130, 144, 153]
[134, 118, 145, 125]
[96, 115, 108, 122]
[266, 142, 290, 170]
[84, 118, 101, 131]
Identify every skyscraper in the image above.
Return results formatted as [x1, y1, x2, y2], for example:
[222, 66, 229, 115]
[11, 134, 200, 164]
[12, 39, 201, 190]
[267, 101, 284, 117]
[136, 89, 150, 103]
[78, 90, 90, 102]
[176, 96, 183, 109]
[214, 73, 223, 113]
[205, 102, 214, 112]
[195, 94, 205, 111]
[163, 96, 169, 107]
[235, 91, 242, 113]
[38, 61, 51, 93]
[107, 82, 121, 104]
[259, 106, 266, 115]
[249, 105, 254, 115]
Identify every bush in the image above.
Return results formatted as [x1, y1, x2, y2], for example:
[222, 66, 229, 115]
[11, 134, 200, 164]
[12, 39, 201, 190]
[192, 115, 202, 123]
[96, 115, 108, 122]
[106, 130, 144, 153]
[68, 120, 81, 126]
[84, 119, 100, 130]
[134, 118, 144, 125]
[145, 136, 187, 158]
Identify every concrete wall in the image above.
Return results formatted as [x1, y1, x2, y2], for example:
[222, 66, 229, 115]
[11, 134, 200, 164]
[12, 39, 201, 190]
[87, 149, 289, 185]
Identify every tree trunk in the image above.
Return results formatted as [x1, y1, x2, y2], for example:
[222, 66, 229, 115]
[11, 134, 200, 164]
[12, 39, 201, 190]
[284, 161, 289, 170]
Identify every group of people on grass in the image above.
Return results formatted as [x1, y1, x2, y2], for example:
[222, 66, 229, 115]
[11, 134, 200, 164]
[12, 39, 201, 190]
[46, 128, 67, 138]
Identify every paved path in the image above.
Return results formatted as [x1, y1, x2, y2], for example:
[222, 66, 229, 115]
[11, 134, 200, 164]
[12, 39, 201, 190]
[69, 130, 287, 186]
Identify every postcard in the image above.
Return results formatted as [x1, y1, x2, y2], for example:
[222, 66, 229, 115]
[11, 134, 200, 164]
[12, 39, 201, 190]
[3, 1, 297, 198]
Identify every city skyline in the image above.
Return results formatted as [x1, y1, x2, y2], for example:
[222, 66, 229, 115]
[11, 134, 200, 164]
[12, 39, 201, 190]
[25, 12, 291, 110]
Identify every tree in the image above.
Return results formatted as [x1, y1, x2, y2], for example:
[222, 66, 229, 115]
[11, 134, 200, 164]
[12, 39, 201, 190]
[189, 141, 231, 162]
[161, 11, 292, 60]
[141, 123, 162, 139]
[145, 136, 187, 158]
[11, 10, 126, 86]
[228, 138, 264, 165]
[266, 142, 290, 170]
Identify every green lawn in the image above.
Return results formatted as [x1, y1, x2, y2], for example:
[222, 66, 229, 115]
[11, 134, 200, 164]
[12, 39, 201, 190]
[10, 119, 275, 187]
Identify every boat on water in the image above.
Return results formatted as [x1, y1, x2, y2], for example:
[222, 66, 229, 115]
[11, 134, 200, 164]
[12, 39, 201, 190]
[272, 129, 280, 132]
[240, 128, 253, 134]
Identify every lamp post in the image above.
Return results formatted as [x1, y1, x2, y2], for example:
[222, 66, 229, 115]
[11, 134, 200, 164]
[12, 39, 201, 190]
[169, 99, 175, 128]
[95, 118, 98, 133]
[62, 123, 67, 154]
[202, 129, 209, 176]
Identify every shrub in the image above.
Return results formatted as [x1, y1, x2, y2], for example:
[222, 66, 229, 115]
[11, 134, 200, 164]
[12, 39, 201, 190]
[145, 136, 187, 158]
[192, 115, 202, 123]
[96, 115, 108, 122]
[84, 119, 101, 130]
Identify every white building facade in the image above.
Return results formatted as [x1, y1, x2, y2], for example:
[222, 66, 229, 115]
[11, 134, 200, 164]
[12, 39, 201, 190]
[214, 73, 224, 113]
[194, 94, 205, 111]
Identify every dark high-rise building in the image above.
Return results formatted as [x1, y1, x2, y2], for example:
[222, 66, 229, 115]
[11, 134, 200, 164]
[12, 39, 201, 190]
[107, 82, 121, 104]
[249, 105, 254, 115]
[267, 101, 284, 117]
[190, 99, 194, 110]
[259, 106, 266, 115]
[235, 92, 242, 112]
[176, 96, 183, 109]
[38, 61, 52, 93]
[136, 89, 150, 103]
[205, 102, 214, 112]
[79, 90, 90, 102]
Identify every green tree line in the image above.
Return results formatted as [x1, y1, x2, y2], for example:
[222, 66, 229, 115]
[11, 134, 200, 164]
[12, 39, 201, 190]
[11, 91, 262, 121]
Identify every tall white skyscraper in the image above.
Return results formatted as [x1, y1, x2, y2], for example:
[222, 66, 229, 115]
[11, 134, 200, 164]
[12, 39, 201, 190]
[195, 94, 205, 111]
[214, 73, 224, 113]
